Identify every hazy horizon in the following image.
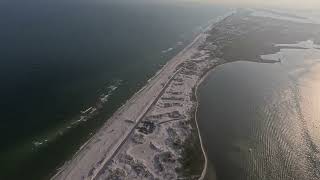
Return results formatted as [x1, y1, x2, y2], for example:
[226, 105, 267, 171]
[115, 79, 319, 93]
[178, 0, 320, 9]
[131, 0, 320, 10]
[2, 0, 320, 10]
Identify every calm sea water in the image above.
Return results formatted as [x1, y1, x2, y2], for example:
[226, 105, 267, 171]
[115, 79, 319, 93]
[199, 47, 320, 179]
[0, 1, 229, 179]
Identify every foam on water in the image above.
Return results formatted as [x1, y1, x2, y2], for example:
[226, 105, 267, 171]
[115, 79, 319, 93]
[162, 47, 174, 54]
[31, 79, 123, 150]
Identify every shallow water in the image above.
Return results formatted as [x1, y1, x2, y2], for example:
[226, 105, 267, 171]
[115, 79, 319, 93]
[198, 42, 320, 180]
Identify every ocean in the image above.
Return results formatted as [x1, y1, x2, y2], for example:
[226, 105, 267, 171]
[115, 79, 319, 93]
[0, 1, 229, 179]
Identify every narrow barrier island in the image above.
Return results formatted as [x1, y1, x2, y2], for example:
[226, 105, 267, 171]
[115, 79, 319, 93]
[52, 9, 291, 180]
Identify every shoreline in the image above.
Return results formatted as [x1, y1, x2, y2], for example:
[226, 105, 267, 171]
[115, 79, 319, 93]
[192, 60, 228, 180]
[53, 35, 199, 175]
[194, 65, 217, 180]
[52, 24, 209, 180]
[193, 71, 209, 180]
[52, 12, 234, 180]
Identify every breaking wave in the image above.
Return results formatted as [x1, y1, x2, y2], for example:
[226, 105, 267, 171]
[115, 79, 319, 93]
[31, 79, 123, 150]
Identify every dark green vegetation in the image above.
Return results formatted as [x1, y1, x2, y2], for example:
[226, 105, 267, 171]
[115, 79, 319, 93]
[207, 10, 320, 62]
[177, 104, 205, 179]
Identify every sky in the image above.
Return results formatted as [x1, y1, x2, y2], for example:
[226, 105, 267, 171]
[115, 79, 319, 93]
[133, 0, 320, 10]
[2, 0, 319, 10]
[190, 0, 320, 9]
